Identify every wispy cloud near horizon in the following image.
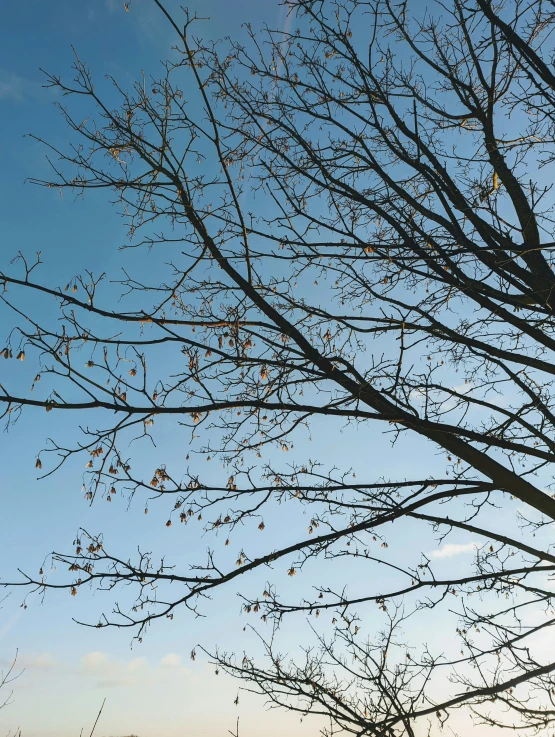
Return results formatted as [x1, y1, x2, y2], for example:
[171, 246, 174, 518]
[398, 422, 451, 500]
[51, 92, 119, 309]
[79, 650, 189, 689]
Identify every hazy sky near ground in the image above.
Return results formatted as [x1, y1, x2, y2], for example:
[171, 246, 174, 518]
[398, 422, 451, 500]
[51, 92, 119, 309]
[0, 2, 541, 736]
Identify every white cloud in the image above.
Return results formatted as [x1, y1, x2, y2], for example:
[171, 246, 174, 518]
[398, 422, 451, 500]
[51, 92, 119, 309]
[429, 541, 478, 559]
[81, 651, 108, 670]
[160, 653, 182, 668]
[0, 70, 56, 104]
[0, 71, 25, 102]
[128, 656, 148, 672]
[450, 381, 475, 396]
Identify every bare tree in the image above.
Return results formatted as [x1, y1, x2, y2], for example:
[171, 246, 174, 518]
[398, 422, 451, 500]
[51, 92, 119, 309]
[0, 653, 18, 714]
[0, 646, 21, 737]
[2, 0, 555, 733]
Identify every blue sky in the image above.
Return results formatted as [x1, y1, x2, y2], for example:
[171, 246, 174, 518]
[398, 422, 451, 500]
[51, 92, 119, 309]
[0, 2, 545, 736]
[0, 6, 309, 736]
[0, 3, 341, 735]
